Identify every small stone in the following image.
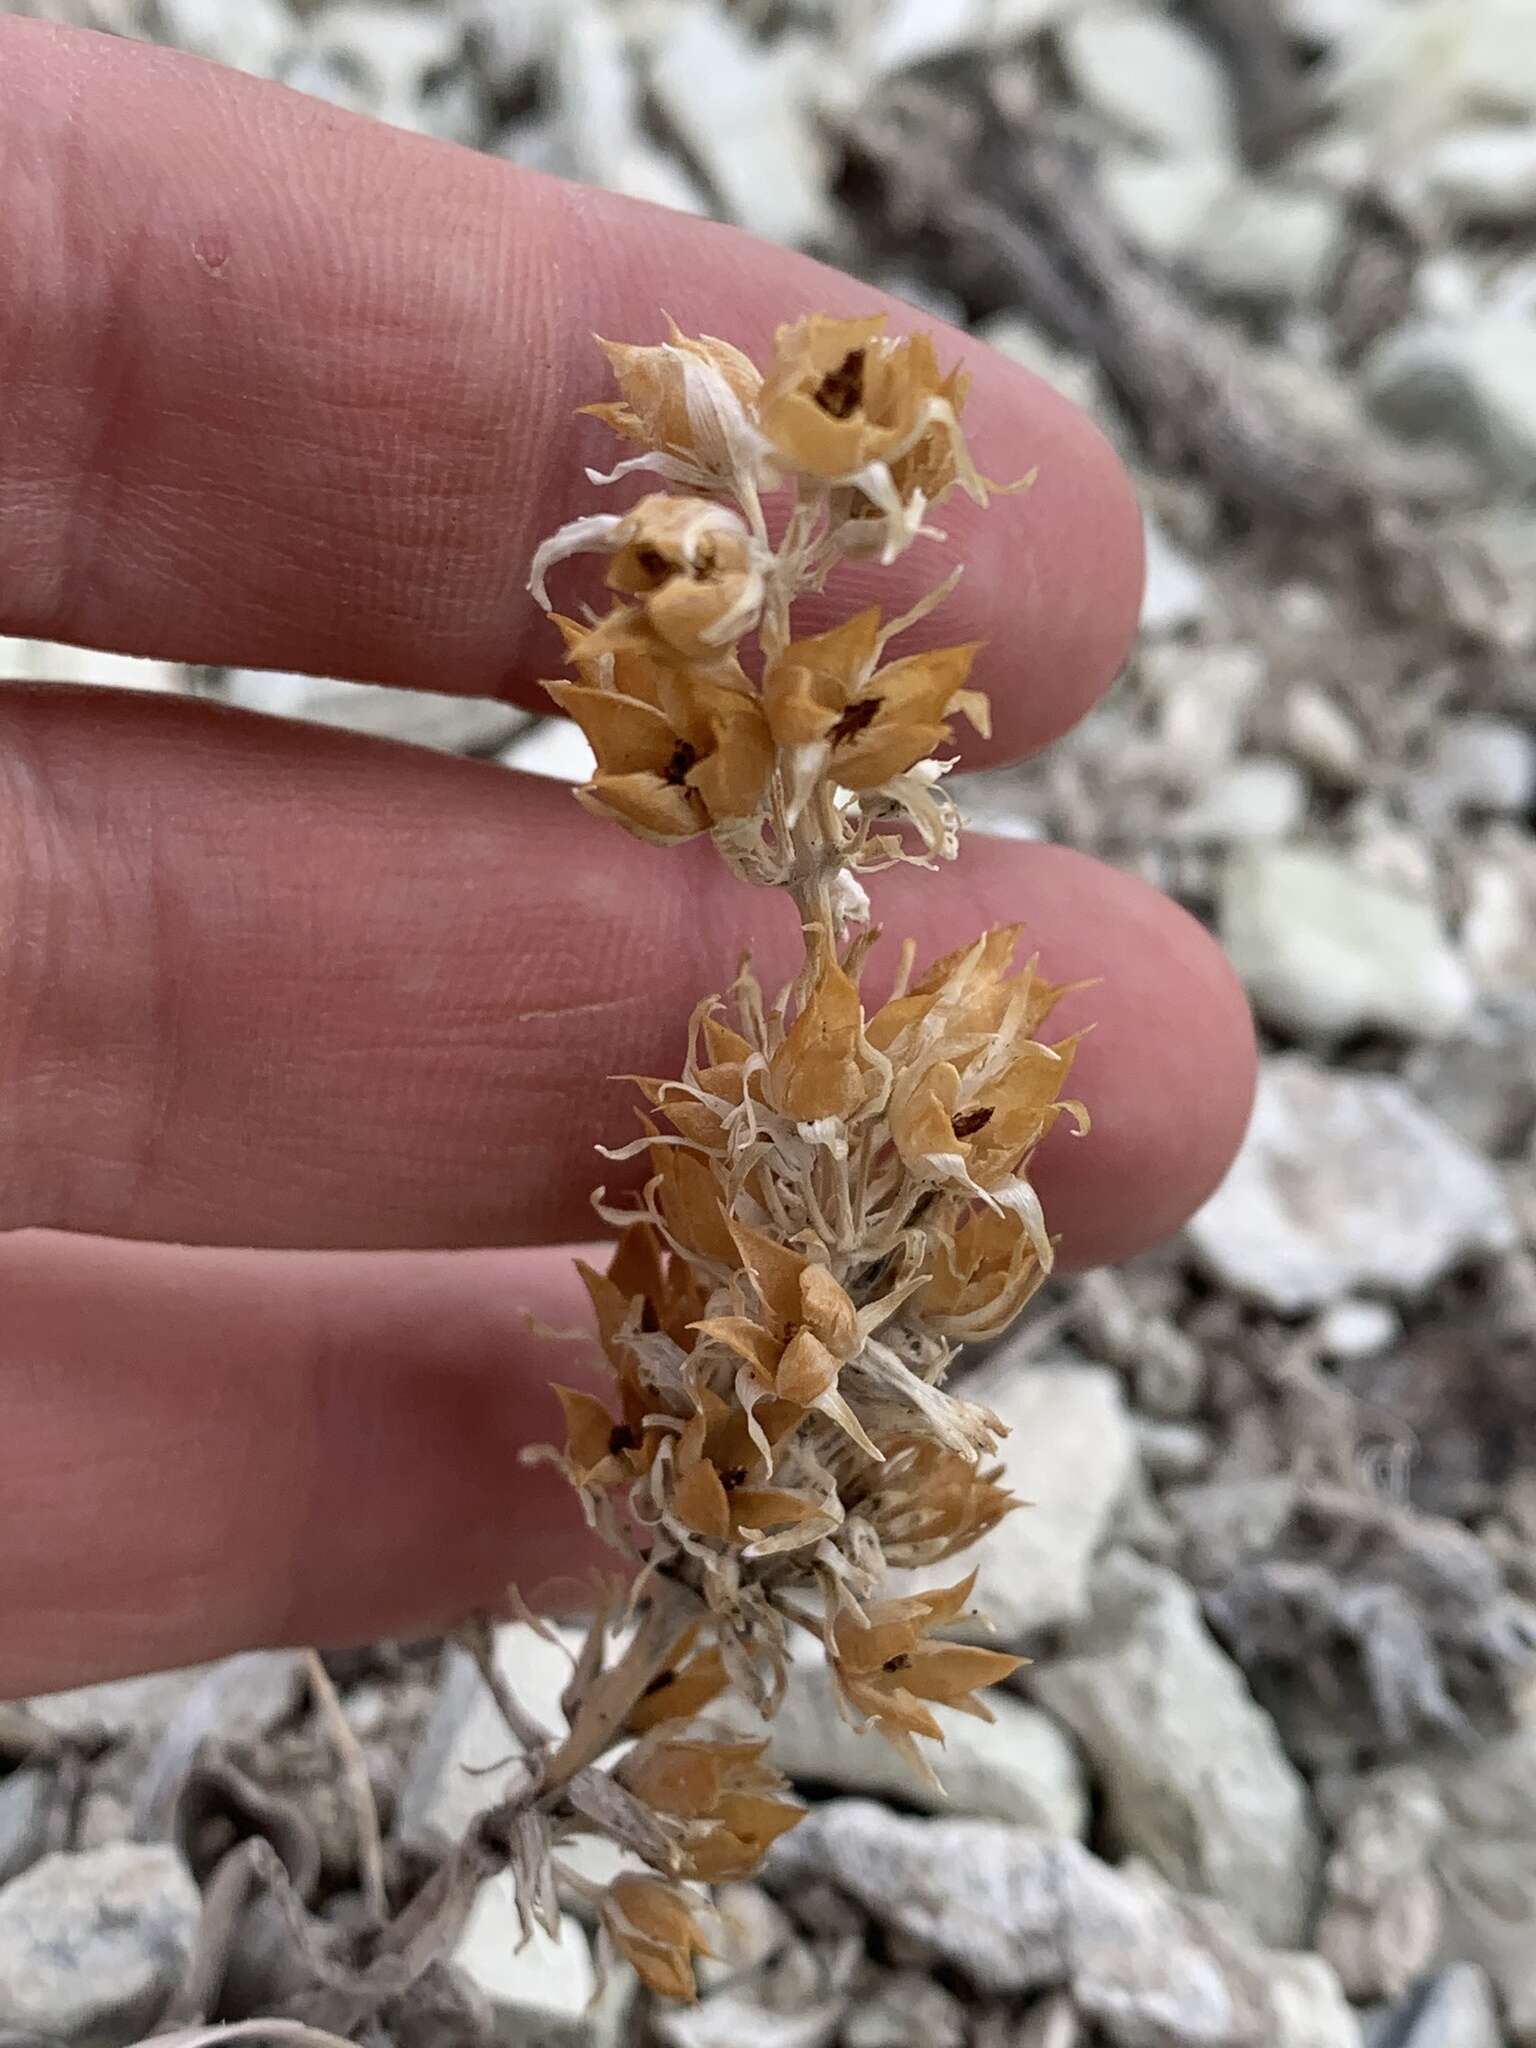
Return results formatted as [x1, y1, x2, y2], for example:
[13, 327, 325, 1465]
[1428, 716, 1536, 816]
[1059, 5, 1237, 158]
[900, 1360, 1137, 1642]
[0, 1844, 199, 2044]
[453, 1880, 632, 2047]
[1139, 520, 1211, 636]
[1031, 1550, 1319, 1948]
[500, 715, 599, 783]
[549, 0, 642, 191]
[222, 670, 529, 755]
[973, 313, 1102, 414]
[25, 1651, 301, 1745]
[1315, 1769, 1446, 2001]
[1188, 1057, 1518, 1312]
[1364, 316, 1536, 489]
[1332, 0, 1536, 132]
[1144, 643, 1267, 778]
[699, 1882, 792, 1989]
[1415, 124, 1536, 224]
[154, 0, 294, 75]
[399, 1624, 579, 1851]
[1385, 1964, 1503, 2048]
[1188, 181, 1347, 304]
[1176, 759, 1310, 844]
[1099, 152, 1233, 267]
[1406, 996, 1536, 1156]
[730, 1637, 1086, 1836]
[1218, 843, 1476, 1040]
[842, 1971, 967, 2048]
[280, 4, 483, 142]
[1282, 683, 1366, 782]
[1133, 1418, 1212, 1486]
[1463, 826, 1536, 997]
[1316, 1297, 1402, 1361]
[1263, 1952, 1364, 2048]
[649, 5, 834, 247]
[861, 0, 990, 76]
[1016, 1993, 1081, 2048]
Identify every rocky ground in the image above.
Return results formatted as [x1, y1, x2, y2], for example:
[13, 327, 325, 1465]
[3, 1, 1536, 2044]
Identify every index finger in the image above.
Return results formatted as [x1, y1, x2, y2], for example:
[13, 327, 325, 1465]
[0, 20, 1142, 767]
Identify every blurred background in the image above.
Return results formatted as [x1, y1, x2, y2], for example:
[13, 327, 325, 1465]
[2, 4, 1535, 2046]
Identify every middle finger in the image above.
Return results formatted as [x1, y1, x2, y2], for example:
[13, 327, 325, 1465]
[1, 684, 1253, 1265]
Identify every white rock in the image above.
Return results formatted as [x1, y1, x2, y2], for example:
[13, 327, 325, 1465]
[1391, 1964, 1504, 2048]
[25, 1651, 302, 1743]
[501, 715, 599, 783]
[649, 5, 834, 247]
[860, 0, 989, 75]
[1188, 1056, 1519, 1312]
[454, 1882, 632, 2047]
[1032, 1550, 1319, 1948]
[1263, 1952, 1363, 2048]
[550, 1, 644, 191]
[1364, 316, 1536, 489]
[1462, 825, 1536, 998]
[1282, 682, 1366, 782]
[843, 1971, 966, 2048]
[280, 4, 482, 143]
[399, 1623, 581, 1850]
[154, 0, 295, 75]
[1016, 1993, 1080, 2048]
[0, 634, 183, 693]
[1099, 152, 1233, 267]
[1414, 124, 1536, 224]
[972, 313, 1102, 413]
[1218, 843, 1476, 1040]
[1330, 0, 1536, 137]
[222, 669, 528, 755]
[729, 1637, 1086, 1836]
[608, 142, 711, 217]
[1187, 182, 1347, 305]
[1059, 5, 1237, 158]
[899, 1360, 1137, 1642]
[1132, 1418, 1212, 1486]
[1139, 520, 1211, 636]
[1315, 1296, 1401, 1361]
[0, 1844, 199, 2043]
[1428, 716, 1536, 816]
[1144, 643, 1267, 779]
[1176, 759, 1310, 844]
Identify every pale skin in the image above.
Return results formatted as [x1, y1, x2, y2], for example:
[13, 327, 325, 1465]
[0, 19, 1257, 1697]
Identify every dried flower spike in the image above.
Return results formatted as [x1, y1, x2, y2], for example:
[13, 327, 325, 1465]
[489, 313, 1073, 2002]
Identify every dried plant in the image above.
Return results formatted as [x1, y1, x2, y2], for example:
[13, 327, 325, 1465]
[491, 310, 1086, 2000]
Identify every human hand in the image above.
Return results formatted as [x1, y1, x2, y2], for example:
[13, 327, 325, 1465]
[0, 18, 1254, 1697]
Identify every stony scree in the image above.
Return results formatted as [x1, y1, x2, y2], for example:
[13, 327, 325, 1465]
[765, 1799, 1360, 2048]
